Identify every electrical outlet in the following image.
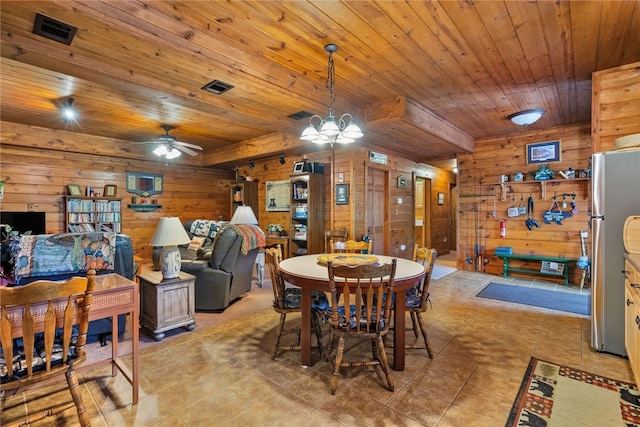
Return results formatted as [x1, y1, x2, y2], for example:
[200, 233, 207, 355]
[338, 172, 344, 182]
[397, 198, 402, 204]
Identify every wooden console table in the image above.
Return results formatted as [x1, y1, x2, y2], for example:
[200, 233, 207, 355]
[82, 274, 140, 404]
[3, 273, 139, 404]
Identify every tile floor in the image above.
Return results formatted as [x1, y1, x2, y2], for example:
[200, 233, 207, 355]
[2, 264, 633, 426]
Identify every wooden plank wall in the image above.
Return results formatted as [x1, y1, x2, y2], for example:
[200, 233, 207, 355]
[2, 121, 455, 264]
[457, 124, 592, 285]
[592, 61, 640, 152]
[1, 123, 233, 260]
[231, 144, 455, 259]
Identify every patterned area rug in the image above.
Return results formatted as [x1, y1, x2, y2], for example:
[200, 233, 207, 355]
[507, 358, 640, 426]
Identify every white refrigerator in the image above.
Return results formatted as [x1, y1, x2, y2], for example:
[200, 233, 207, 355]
[591, 149, 640, 356]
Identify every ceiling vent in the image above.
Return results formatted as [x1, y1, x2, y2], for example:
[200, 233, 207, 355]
[287, 111, 314, 120]
[32, 13, 77, 45]
[201, 80, 234, 94]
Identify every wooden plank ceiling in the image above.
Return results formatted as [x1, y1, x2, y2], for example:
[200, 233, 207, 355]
[1, 1, 639, 169]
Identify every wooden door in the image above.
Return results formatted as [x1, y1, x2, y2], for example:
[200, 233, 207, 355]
[366, 168, 386, 255]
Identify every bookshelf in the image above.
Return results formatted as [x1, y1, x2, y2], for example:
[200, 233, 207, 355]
[65, 196, 122, 233]
[289, 173, 324, 257]
[230, 180, 259, 220]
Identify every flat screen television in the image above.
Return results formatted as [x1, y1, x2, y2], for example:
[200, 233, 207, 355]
[0, 212, 47, 235]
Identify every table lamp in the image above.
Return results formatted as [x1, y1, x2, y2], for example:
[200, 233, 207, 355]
[230, 205, 258, 225]
[149, 217, 191, 280]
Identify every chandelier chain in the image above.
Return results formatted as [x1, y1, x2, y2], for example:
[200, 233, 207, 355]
[326, 50, 335, 117]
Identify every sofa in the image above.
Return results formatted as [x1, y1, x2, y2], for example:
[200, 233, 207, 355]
[6, 232, 137, 344]
[180, 224, 263, 311]
[152, 219, 228, 269]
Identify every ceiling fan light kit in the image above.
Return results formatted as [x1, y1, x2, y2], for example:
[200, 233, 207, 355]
[147, 124, 203, 160]
[300, 44, 364, 146]
[508, 109, 545, 126]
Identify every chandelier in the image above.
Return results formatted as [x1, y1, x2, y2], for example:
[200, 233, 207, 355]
[300, 44, 363, 145]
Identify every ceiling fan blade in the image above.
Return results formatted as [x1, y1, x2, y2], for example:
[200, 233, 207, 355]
[174, 144, 199, 156]
[175, 141, 203, 150]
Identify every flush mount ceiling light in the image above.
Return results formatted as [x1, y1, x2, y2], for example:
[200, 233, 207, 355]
[62, 97, 78, 122]
[508, 109, 545, 126]
[300, 44, 364, 145]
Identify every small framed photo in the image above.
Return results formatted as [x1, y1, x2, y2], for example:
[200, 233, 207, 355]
[67, 184, 82, 196]
[292, 161, 305, 174]
[104, 185, 117, 197]
[397, 176, 407, 189]
[438, 192, 445, 205]
[336, 183, 349, 205]
[526, 140, 561, 164]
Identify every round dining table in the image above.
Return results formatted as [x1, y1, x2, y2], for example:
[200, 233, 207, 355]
[279, 254, 426, 370]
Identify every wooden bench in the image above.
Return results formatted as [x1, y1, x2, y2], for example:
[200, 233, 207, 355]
[499, 254, 576, 285]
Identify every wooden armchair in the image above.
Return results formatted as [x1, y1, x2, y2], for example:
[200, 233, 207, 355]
[329, 239, 372, 254]
[326, 259, 397, 394]
[0, 270, 96, 427]
[265, 245, 327, 360]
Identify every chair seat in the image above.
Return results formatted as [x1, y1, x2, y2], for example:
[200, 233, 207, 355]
[2, 328, 81, 382]
[333, 305, 386, 331]
[280, 288, 329, 311]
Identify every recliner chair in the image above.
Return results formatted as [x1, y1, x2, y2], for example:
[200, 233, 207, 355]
[180, 225, 258, 311]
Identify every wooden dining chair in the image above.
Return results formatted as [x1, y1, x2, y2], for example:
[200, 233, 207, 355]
[0, 270, 96, 427]
[265, 245, 327, 360]
[405, 245, 437, 358]
[324, 229, 348, 253]
[329, 239, 372, 254]
[326, 258, 397, 395]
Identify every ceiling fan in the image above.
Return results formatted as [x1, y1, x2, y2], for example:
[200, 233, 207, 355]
[147, 125, 203, 159]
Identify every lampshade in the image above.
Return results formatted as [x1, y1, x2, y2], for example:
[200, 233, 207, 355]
[149, 217, 191, 280]
[230, 205, 258, 225]
[508, 109, 545, 126]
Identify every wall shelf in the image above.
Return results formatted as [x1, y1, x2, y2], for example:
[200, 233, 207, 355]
[500, 178, 590, 201]
[128, 204, 162, 212]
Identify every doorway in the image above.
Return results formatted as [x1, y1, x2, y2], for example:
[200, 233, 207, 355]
[366, 167, 387, 255]
[414, 176, 432, 248]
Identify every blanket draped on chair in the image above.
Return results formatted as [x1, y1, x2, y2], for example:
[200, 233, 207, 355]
[228, 224, 265, 254]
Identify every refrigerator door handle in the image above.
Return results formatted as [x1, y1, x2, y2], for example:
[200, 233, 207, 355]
[591, 217, 605, 351]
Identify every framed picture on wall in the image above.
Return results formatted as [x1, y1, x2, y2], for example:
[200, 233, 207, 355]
[67, 184, 82, 197]
[526, 140, 561, 164]
[336, 183, 349, 205]
[104, 185, 117, 197]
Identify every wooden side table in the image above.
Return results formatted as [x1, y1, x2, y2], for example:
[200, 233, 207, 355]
[138, 271, 196, 341]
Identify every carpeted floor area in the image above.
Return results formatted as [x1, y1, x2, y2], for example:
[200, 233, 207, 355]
[507, 357, 640, 426]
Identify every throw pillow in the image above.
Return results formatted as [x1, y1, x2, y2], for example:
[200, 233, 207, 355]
[188, 236, 206, 251]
